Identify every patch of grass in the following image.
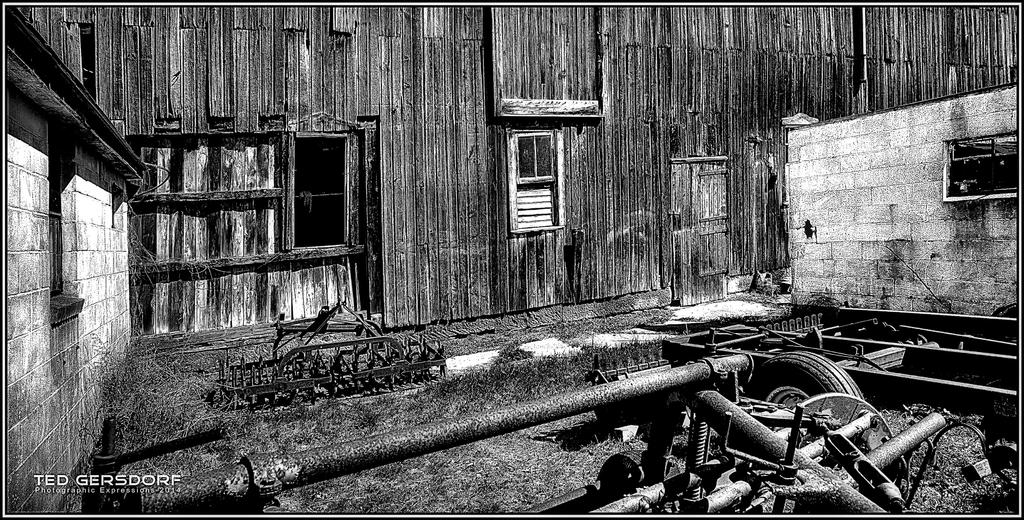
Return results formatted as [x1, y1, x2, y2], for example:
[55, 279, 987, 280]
[96, 305, 1014, 514]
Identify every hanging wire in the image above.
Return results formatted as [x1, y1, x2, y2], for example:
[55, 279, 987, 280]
[904, 420, 990, 508]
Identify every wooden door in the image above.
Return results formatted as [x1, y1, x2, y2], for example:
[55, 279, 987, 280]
[669, 157, 731, 306]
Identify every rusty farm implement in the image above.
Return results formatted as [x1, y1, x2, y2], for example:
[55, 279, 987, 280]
[84, 353, 998, 514]
[205, 302, 446, 409]
[590, 306, 1019, 476]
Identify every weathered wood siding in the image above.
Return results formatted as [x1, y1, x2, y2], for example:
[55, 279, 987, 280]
[23, 6, 1017, 329]
[126, 134, 364, 334]
[865, 7, 1019, 109]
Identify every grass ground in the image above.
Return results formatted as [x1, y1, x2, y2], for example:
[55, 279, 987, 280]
[98, 301, 1017, 514]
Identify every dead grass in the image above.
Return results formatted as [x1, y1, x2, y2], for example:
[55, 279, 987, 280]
[96, 311, 1015, 514]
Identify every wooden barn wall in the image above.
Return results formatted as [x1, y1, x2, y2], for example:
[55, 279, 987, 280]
[491, 8, 599, 101]
[126, 134, 363, 334]
[21, 6, 1018, 329]
[864, 7, 1019, 110]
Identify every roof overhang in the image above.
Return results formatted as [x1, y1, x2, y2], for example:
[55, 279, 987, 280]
[5, 7, 145, 185]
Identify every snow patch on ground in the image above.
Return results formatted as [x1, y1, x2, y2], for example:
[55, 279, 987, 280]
[670, 300, 773, 321]
[519, 338, 579, 357]
[445, 350, 499, 372]
[582, 331, 672, 348]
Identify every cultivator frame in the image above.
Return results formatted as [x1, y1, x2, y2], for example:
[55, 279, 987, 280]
[83, 352, 996, 514]
[206, 302, 446, 409]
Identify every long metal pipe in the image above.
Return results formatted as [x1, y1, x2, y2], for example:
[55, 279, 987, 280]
[686, 390, 884, 513]
[141, 354, 753, 512]
[591, 483, 666, 513]
[863, 412, 946, 470]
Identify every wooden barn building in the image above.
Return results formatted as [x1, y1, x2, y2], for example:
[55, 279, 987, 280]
[16, 6, 1019, 337]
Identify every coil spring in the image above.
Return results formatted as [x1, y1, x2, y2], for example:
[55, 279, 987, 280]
[685, 413, 711, 500]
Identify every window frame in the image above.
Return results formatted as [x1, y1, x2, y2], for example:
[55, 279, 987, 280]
[942, 132, 1018, 202]
[285, 132, 352, 250]
[507, 129, 565, 234]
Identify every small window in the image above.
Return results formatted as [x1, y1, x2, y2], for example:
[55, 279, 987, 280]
[48, 137, 69, 295]
[945, 133, 1018, 201]
[79, 23, 96, 98]
[508, 130, 563, 232]
[293, 136, 347, 247]
[110, 183, 124, 230]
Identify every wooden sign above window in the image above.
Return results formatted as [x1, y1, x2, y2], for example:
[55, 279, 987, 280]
[497, 98, 601, 118]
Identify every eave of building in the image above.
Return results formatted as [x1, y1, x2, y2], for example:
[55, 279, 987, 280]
[789, 82, 1019, 132]
[4, 7, 145, 185]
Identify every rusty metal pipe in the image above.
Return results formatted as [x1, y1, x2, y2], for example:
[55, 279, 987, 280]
[139, 464, 251, 513]
[792, 413, 877, 460]
[686, 390, 884, 513]
[864, 413, 946, 470]
[705, 479, 755, 513]
[591, 483, 666, 513]
[117, 428, 226, 468]
[142, 354, 753, 513]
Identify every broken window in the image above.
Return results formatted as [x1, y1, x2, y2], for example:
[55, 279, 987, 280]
[293, 136, 347, 247]
[79, 23, 96, 98]
[110, 183, 123, 230]
[946, 133, 1018, 200]
[507, 130, 563, 232]
[48, 137, 71, 295]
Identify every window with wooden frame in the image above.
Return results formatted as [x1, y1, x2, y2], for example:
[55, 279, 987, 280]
[508, 130, 564, 232]
[291, 135, 348, 247]
[944, 133, 1018, 201]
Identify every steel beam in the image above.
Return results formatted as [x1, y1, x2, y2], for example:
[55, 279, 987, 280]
[834, 308, 1017, 339]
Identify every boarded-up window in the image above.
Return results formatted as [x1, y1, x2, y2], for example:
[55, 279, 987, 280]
[945, 133, 1018, 201]
[508, 130, 563, 232]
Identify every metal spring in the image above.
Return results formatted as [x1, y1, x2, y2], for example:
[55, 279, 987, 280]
[685, 413, 711, 501]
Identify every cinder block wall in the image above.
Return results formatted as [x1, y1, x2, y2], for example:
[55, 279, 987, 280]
[786, 85, 1017, 314]
[6, 92, 131, 512]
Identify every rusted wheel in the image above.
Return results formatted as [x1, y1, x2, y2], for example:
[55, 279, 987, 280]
[747, 351, 863, 406]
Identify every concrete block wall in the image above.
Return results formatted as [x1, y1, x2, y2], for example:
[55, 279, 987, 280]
[6, 99, 131, 511]
[786, 85, 1018, 314]
[62, 146, 131, 370]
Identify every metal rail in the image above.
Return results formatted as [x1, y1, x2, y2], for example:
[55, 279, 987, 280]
[663, 339, 1017, 415]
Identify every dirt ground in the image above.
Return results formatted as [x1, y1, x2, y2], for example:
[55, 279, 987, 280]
[99, 294, 1018, 514]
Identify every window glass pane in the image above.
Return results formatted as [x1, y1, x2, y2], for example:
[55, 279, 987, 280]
[534, 135, 552, 178]
[294, 137, 347, 247]
[952, 138, 993, 160]
[517, 135, 535, 178]
[294, 194, 346, 247]
[994, 135, 1017, 155]
[295, 138, 346, 194]
[949, 156, 992, 197]
[993, 137, 1018, 192]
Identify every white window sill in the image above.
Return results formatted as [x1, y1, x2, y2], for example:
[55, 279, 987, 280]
[942, 191, 1017, 202]
[510, 225, 564, 235]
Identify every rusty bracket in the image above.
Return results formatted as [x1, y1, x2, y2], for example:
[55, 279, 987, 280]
[824, 432, 905, 512]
